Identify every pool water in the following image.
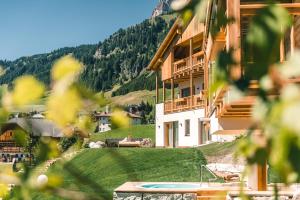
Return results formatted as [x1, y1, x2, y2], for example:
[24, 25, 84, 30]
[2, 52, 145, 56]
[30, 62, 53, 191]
[140, 183, 201, 189]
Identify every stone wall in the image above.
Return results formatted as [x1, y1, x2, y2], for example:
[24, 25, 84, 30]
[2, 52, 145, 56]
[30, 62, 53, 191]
[113, 192, 197, 200]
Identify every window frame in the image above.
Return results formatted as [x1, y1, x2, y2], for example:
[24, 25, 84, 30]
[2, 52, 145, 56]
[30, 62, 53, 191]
[185, 119, 191, 136]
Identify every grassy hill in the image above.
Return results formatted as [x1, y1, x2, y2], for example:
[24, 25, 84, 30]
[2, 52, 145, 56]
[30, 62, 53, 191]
[108, 90, 157, 106]
[105, 88, 175, 106]
[4, 140, 281, 199]
[90, 124, 155, 142]
[32, 148, 216, 200]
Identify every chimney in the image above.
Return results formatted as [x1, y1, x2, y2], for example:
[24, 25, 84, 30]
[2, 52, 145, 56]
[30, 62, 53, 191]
[105, 105, 109, 113]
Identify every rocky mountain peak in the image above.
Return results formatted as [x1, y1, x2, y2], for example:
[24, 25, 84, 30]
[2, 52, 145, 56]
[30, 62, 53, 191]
[151, 0, 174, 18]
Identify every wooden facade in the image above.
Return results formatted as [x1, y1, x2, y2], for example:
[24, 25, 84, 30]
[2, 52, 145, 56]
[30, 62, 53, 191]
[210, 1, 300, 119]
[149, 0, 300, 117]
[148, 0, 300, 190]
[0, 130, 24, 153]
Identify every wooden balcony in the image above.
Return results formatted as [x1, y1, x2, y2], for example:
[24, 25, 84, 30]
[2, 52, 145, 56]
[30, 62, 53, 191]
[173, 51, 205, 76]
[240, 3, 300, 16]
[164, 92, 205, 114]
[213, 86, 256, 118]
[216, 95, 255, 118]
[174, 57, 190, 75]
[192, 51, 205, 69]
[208, 29, 226, 60]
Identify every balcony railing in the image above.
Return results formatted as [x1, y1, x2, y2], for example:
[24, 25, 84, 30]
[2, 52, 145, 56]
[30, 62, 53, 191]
[164, 92, 206, 114]
[173, 57, 190, 75]
[192, 51, 205, 68]
[173, 51, 205, 75]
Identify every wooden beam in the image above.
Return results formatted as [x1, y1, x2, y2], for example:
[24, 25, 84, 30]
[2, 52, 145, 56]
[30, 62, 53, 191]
[190, 39, 194, 106]
[280, 31, 285, 62]
[163, 81, 166, 102]
[257, 163, 267, 191]
[227, 0, 241, 80]
[240, 3, 300, 16]
[155, 71, 159, 104]
[171, 78, 174, 112]
[291, 20, 295, 55]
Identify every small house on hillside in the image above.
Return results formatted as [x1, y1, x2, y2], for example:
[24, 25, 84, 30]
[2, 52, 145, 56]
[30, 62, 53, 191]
[94, 111, 142, 133]
[0, 117, 64, 154]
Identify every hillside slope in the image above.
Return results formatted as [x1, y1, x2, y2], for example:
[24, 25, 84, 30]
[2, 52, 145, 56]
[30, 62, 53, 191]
[32, 148, 213, 200]
[0, 16, 175, 94]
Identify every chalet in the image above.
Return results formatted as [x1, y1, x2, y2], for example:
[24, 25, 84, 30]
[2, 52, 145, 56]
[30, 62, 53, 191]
[0, 117, 64, 155]
[148, 0, 300, 147]
[94, 111, 142, 133]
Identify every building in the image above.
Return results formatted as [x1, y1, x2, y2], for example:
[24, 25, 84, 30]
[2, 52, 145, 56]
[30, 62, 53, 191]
[94, 112, 142, 133]
[0, 117, 64, 156]
[148, 0, 300, 147]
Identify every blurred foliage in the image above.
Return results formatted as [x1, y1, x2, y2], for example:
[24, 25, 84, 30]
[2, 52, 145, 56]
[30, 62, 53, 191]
[59, 135, 81, 152]
[0, 56, 130, 200]
[1, 0, 300, 199]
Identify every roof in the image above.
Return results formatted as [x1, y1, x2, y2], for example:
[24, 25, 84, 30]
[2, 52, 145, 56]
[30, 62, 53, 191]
[1, 118, 63, 138]
[147, 18, 181, 71]
[147, 14, 199, 71]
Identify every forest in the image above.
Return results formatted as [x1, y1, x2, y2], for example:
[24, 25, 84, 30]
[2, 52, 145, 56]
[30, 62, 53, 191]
[0, 16, 174, 94]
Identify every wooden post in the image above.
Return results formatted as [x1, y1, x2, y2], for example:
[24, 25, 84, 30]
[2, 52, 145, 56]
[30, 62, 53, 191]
[205, 57, 209, 115]
[171, 78, 174, 111]
[257, 163, 267, 191]
[190, 39, 194, 106]
[248, 131, 268, 191]
[155, 71, 159, 104]
[291, 17, 295, 56]
[280, 37, 285, 62]
[226, 0, 241, 80]
[162, 81, 166, 102]
[190, 74, 193, 107]
[248, 163, 267, 191]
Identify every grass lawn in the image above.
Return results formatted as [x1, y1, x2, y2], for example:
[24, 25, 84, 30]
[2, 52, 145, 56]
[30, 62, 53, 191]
[89, 124, 155, 142]
[32, 148, 218, 200]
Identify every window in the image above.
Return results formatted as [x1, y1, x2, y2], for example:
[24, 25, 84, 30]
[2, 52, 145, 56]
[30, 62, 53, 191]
[185, 120, 190, 136]
[181, 87, 195, 98]
[181, 88, 190, 98]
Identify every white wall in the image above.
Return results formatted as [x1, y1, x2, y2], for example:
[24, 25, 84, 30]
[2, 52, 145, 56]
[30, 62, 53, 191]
[97, 116, 111, 133]
[155, 103, 205, 147]
[209, 110, 252, 142]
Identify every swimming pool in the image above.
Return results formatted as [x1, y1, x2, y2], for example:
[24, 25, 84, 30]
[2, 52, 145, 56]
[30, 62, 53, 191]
[140, 183, 202, 189]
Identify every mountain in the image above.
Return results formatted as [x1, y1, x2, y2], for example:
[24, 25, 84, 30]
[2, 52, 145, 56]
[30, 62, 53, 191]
[0, 15, 175, 95]
[152, 0, 175, 18]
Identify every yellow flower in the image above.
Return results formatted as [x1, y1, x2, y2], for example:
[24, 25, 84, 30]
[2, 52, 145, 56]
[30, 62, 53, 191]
[76, 115, 92, 133]
[0, 184, 8, 198]
[12, 76, 44, 106]
[52, 55, 82, 81]
[111, 110, 130, 129]
[46, 88, 82, 127]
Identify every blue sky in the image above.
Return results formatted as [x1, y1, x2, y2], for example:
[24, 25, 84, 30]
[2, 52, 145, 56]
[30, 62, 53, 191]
[0, 0, 157, 60]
